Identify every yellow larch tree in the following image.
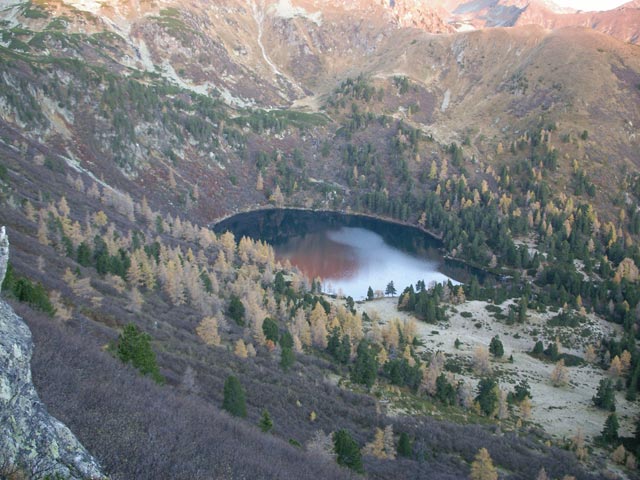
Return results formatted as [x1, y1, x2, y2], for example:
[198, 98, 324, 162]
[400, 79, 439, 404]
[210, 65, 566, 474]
[310, 302, 329, 349]
[470, 448, 497, 480]
[196, 316, 221, 346]
[234, 339, 248, 358]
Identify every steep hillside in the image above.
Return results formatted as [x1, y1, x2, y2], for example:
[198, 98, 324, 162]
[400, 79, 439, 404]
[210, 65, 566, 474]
[1, 1, 640, 479]
[2, 0, 639, 222]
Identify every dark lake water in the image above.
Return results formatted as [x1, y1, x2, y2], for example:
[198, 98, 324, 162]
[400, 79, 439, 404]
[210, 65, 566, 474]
[213, 209, 461, 299]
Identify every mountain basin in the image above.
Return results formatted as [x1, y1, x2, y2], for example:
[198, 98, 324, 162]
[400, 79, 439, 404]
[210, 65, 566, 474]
[213, 209, 463, 300]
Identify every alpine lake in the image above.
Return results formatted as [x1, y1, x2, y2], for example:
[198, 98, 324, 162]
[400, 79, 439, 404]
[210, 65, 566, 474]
[213, 209, 474, 300]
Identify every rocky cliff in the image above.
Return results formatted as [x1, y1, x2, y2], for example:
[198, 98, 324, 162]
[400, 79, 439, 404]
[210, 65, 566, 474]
[0, 227, 105, 479]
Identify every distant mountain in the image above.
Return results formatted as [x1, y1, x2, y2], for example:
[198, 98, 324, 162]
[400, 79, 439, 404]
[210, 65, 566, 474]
[514, 0, 640, 44]
[0, 0, 638, 221]
[430, 0, 640, 43]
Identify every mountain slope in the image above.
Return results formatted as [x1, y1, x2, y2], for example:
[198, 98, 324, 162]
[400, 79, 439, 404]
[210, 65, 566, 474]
[1, 1, 640, 479]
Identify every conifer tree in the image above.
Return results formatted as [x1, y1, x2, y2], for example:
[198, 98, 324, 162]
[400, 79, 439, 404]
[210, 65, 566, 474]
[362, 428, 386, 459]
[227, 295, 246, 326]
[489, 336, 504, 358]
[196, 316, 221, 346]
[262, 317, 279, 343]
[383, 425, 396, 460]
[280, 345, 295, 371]
[333, 429, 363, 473]
[259, 409, 273, 433]
[593, 378, 616, 411]
[475, 378, 499, 417]
[234, 339, 248, 359]
[470, 448, 498, 480]
[385, 281, 396, 296]
[601, 413, 619, 443]
[310, 301, 329, 348]
[222, 375, 247, 418]
[115, 323, 163, 383]
[397, 432, 412, 457]
[351, 340, 378, 388]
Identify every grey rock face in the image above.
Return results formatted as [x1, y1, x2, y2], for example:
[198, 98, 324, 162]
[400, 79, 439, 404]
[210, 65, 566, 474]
[0, 226, 8, 292]
[0, 228, 105, 479]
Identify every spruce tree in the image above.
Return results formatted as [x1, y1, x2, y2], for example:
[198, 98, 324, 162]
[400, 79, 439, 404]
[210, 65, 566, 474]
[489, 336, 504, 358]
[475, 378, 499, 417]
[367, 286, 374, 301]
[337, 334, 351, 364]
[532, 340, 544, 355]
[327, 327, 341, 357]
[227, 295, 245, 326]
[259, 409, 273, 433]
[517, 296, 528, 323]
[262, 317, 279, 343]
[397, 432, 412, 457]
[351, 340, 378, 388]
[435, 373, 456, 405]
[593, 378, 616, 411]
[626, 365, 639, 401]
[280, 330, 294, 350]
[280, 346, 294, 371]
[601, 413, 619, 443]
[222, 375, 247, 418]
[333, 429, 363, 473]
[115, 323, 163, 383]
[385, 281, 396, 296]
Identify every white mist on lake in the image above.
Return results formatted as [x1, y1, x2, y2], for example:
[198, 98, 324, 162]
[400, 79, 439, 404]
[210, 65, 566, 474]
[275, 226, 455, 300]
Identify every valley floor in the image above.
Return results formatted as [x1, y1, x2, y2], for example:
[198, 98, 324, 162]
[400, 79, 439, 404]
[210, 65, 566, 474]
[354, 297, 635, 443]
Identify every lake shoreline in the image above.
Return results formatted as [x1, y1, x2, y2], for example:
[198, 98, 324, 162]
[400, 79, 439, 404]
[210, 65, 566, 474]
[213, 207, 456, 299]
[210, 205, 444, 240]
[211, 205, 501, 283]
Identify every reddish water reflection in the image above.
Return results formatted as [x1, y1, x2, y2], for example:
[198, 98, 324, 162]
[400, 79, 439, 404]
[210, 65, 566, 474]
[214, 210, 457, 299]
[276, 231, 359, 280]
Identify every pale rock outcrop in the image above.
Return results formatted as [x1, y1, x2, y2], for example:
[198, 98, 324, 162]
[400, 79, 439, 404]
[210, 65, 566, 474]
[0, 227, 105, 479]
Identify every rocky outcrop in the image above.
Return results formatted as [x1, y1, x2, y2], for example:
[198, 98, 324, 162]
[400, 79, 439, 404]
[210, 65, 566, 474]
[0, 227, 105, 479]
[0, 226, 8, 294]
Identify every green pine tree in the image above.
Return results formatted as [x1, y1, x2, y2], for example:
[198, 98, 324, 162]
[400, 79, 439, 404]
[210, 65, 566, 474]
[385, 281, 396, 296]
[259, 409, 273, 433]
[475, 377, 499, 417]
[397, 432, 412, 457]
[532, 340, 544, 355]
[222, 375, 247, 418]
[351, 340, 378, 388]
[435, 373, 456, 406]
[327, 327, 341, 357]
[333, 429, 363, 473]
[115, 323, 163, 383]
[280, 331, 294, 350]
[280, 346, 295, 371]
[593, 378, 616, 411]
[262, 317, 279, 343]
[626, 366, 638, 401]
[337, 335, 351, 364]
[601, 413, 619, 443]
[489, 336, 504, 358]
[227, 295, 245, 326]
